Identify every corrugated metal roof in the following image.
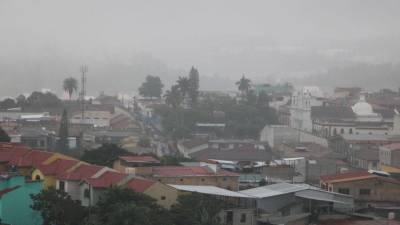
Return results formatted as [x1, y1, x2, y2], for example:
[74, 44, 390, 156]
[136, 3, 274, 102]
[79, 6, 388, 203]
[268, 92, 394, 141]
[295, 189, 354, 206]
[169, 184, 254, 198]
[239, 183, 312, 198]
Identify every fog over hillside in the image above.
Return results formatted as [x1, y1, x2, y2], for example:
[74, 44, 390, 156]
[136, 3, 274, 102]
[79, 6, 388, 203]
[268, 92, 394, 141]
[1, 0, 400, 97]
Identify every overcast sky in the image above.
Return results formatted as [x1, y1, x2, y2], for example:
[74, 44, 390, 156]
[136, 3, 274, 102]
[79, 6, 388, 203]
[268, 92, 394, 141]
[1, 0, 400, 96]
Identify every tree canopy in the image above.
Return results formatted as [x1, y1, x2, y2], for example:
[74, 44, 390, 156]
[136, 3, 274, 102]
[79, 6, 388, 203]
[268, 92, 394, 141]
[0, 98, 17, 110]
[80, 143, 131, 167]
[170, 193, 224, 225]
[0, 127, 11, 142]
[57, 109, 69, 152]
[139, 75, 164, 98]
[63, 77, 78, 100]
[30, 188, 87, 225]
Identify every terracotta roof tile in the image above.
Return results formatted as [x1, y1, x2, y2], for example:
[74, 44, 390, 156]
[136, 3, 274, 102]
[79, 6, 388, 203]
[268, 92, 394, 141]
[85, 171, 126, 188]
[119, 156, 160, 164]
[37, 159, 79, 176]
[382, 143, 400, 151]
[126, 177, 156, 193]
[152, 166, 239, 177]
[8, 150, 54, 168]
[321, 170, 400, 185]
[58, 164, 104, 181]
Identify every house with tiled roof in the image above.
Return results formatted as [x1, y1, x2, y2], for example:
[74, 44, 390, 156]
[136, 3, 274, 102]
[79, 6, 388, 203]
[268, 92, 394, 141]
[32, 158, 79, 188]
[124, 177, 178, 209]
[80, 170, 126, 206]
[151, 165, 240, 191]
[113, 155, 160, 176]
[320, 170, 400, 208]
[379, 143, 400, 173]
[56, 163, 105, 201]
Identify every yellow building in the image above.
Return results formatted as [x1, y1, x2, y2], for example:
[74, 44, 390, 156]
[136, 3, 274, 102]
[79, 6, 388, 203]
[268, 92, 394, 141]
[151, 166, 240, 191]
[31, 158, 80, 189]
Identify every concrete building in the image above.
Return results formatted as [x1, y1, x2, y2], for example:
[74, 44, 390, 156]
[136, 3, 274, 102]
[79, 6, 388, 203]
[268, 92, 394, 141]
[113, 155, 160, 175]
[150, 165, 240, 191]
[379, 143, 400, 171]
[0, 175, 43, 225]
[170, 184, 256, 225]
[240, 183, 354, 225]
[320, 170, 400, 209]
[289, 87, 324, 132]
[260, 125, 299, 148]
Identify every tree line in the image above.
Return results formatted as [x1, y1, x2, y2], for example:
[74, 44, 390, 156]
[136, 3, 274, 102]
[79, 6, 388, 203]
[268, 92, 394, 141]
[31, 186, 224, 225]
[137, 68, 279, 139]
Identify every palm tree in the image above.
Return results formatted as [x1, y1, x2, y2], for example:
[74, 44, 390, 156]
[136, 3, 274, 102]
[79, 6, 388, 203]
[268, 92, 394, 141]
[177, 76, 190, 97]
[235, 75, 251, 96]
[164, 85, 183, 108]
[63, 77, 78, 100]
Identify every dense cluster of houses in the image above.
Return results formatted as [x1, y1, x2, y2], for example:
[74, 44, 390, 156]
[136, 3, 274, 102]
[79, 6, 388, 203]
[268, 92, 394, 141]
[2, 141, 400, 225]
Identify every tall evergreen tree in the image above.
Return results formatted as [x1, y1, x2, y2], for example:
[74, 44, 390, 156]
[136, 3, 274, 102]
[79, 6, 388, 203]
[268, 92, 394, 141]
[188, 67, 200, 107]
[0, 127, 11, 142]
[57, 109, 69, 152]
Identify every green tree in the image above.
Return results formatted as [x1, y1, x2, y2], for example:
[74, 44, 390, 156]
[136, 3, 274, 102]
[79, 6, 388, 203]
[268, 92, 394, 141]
[63, 77, 78, 100]
[0, 127, 11, 142]
[27, 91, 61, 108]
[235, 75, 251, 97]
[139, 75, 164, 98]
[257, 91, 270, 107]
[170, 193, 224, 225]
[188, 67, 200, 107]
[80, 143, 130, 167]
[16, 94, 27, 107]
[93, 187, 172, 225]
[164, 84, 183, 108]
[30, 187, 87, 225]
[57, 109, 69, 152]
[0, 98, 17, 110]
[177, 76, 190, 98]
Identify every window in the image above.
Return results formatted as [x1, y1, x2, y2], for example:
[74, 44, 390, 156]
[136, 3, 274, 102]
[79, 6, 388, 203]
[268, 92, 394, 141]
[180, 178, 184, 182]
[359, 189, 371, 195]
[349, 128, 353, 134]
[59, 181, 65, 191]
[240, 213, 247, 223]
[338, 188, 350, 195]
[161, 196, 166, 200]
[340, 128, 344, 134]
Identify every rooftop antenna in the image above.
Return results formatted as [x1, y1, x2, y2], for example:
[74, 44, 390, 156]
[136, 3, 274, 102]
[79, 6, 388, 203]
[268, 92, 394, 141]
[79, 65, 88, 124]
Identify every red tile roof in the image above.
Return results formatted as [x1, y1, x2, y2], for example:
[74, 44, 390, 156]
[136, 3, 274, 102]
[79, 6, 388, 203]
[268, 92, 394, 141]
[8, 150, 54, 168]
[0, 185, 20, 197]
[152, 166, 239, 178]
[382, 143, 400, 151]
[321, 170, 400, 185]
[36, 159, 79, 176]
[126, 177, 156, 193]
[58, 164, 104, 181]
[321, 171, 373, 183]
[85, 171, 126, 188]
[119, 156, 160, 164]
[0, 146, 30, 163]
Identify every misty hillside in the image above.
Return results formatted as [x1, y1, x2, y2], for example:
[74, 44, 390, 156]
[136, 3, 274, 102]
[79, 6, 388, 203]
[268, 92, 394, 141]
[296, 63, 400, 91]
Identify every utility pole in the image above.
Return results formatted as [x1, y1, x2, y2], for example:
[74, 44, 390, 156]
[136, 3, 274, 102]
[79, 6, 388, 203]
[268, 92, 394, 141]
[79, 65, 88, 124]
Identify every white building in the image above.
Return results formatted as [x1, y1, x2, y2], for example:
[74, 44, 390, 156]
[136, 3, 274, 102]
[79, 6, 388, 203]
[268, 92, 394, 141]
[289, 87, 324, 132]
